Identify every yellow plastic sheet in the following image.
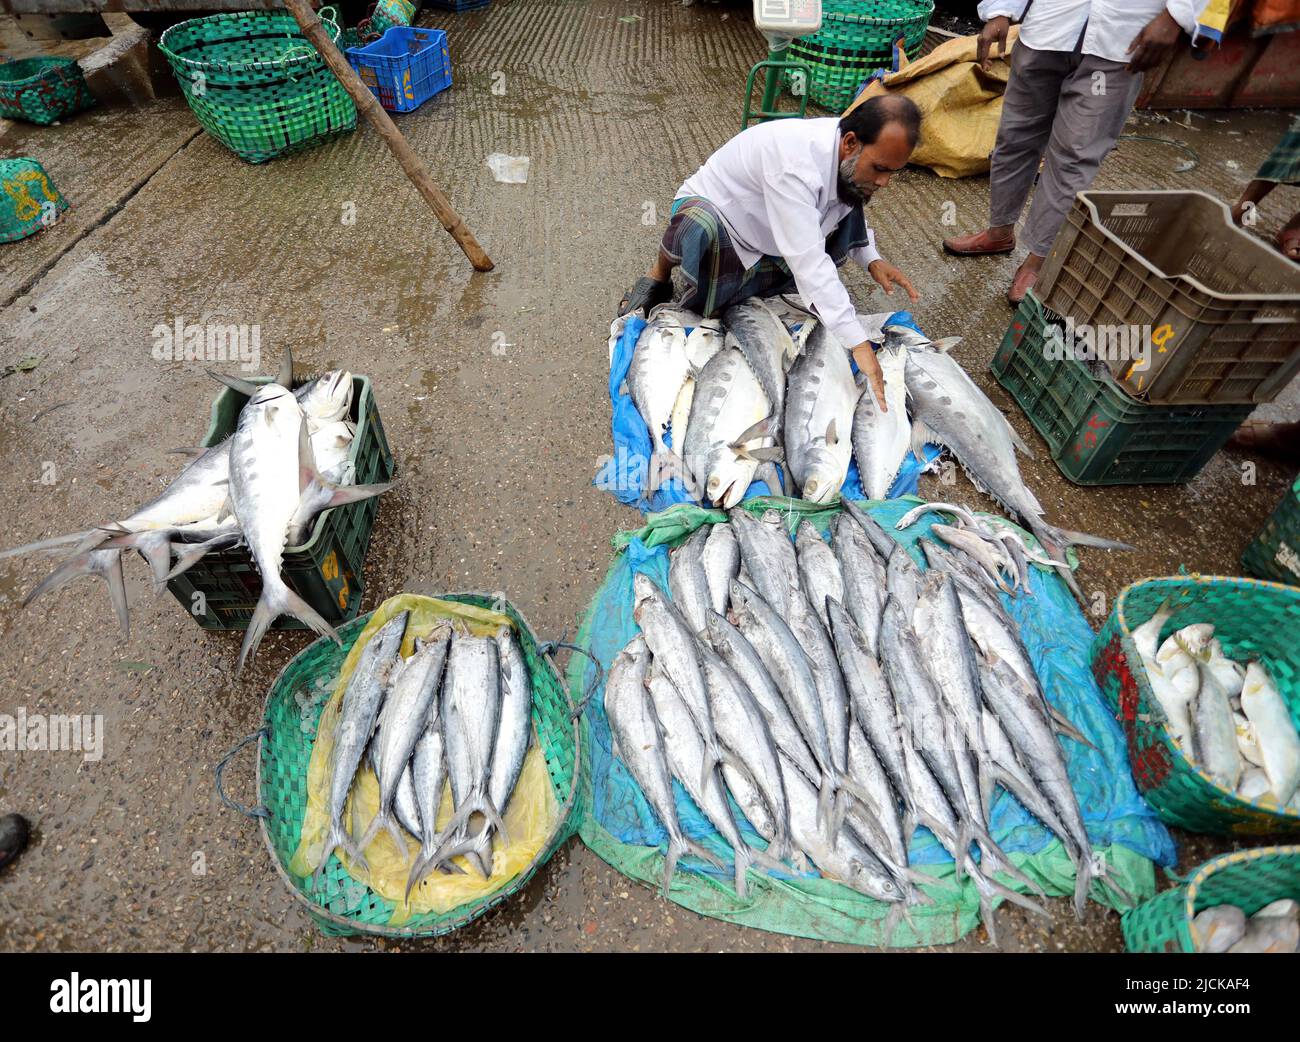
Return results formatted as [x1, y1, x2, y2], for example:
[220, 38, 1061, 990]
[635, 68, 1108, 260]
[844, 28, 1021, 179]
[288, 594, 560, 923]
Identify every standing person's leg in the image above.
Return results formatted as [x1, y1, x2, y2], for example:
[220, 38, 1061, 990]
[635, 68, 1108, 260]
[943, 44, 1071, 255]
[1010, 55, 1142, 302]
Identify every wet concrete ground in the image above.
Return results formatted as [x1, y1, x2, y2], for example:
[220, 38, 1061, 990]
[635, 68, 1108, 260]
[0, 0, 1297, 952]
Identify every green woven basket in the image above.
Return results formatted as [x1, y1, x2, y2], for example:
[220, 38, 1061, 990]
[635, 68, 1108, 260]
[0, 157, 68, 244]
[783, 0, 933, 111]
[217, 593, 586, 938]
[159, 9, 357, 165]
[1091, 575, 1300, 835]
[0, 56, 95, 125]
[1122, 845, 1300, 952]
[1243, 474, 1300, 587]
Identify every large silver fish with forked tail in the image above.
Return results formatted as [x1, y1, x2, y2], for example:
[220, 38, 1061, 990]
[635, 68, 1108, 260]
[228, 385, 340, 673]
[902, 347, 1131, 601]
[682, 346, 773, 508]
[722, 297, 797, 426]
[317, 611, 409, 881]
[405, 694, 454, 898]
[628, 307, 693, 459]
[783, 323, 861, 503]
[603, 636, 722, 896]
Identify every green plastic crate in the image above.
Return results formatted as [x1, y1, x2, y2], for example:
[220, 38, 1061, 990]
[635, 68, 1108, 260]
[1091, 575, 1300, 835]
[217, 593, 582, 938]
[0, 56, 95, 125]
[158, 10, 357, 164]
[165, 375, 394, 632]
[782, 0, 932, 111]
[1243, 474, 1300, 587]
[992, 292, 1254, 485]
[1122, 845, 1300, 952]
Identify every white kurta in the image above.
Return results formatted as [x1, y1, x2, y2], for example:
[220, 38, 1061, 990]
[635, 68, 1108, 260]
[676, 117, 881, 349]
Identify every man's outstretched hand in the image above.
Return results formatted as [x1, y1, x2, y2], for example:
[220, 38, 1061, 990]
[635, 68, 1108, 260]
[852, 342, 888, 413]
[867, 259, 919, 304]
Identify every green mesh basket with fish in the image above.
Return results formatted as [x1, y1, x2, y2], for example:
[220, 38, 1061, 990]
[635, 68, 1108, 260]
[1091, 575, 1300, 835]
[215, 593, 586, 938]
[0, 56, 95, 125]
[158, 9, 356, 164]
[1122, 844, 1300, 952]
[164, 375, 394, 633]
[782, 0, 933, 111]
[1243, 474, 1300, 587]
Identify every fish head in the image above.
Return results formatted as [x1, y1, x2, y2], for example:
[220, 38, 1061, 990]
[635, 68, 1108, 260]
[700, 449, 755, 509]
[799, 451, 847, 504]
[302, 370, 354, 423]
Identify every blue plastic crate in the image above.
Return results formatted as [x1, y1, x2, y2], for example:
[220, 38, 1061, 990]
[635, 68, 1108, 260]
[426, 0, 490, 11]
[346, 26, 451, 113]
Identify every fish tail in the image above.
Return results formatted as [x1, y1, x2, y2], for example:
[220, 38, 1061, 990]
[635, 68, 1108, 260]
[165, 535, 238, 581]
[662, 836, 682, 898]
[974, 825, 1047, 899]
[699, 740, 725, 800]
[24, 548, 130, 639]
[404, 840, 443, 902]
[731, 839, 752, 901]
[0, 528, 100, 560]
[316, 822, 369, 888]
[237, 578, 339, 675]
[1048, 707, 1096, 750]
[969, 857, 1052, 921]
[683, 838, 725, 871]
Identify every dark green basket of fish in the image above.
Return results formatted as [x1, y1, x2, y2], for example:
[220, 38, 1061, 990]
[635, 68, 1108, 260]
[215, 593, 583, 938]
[1091, 575, 1300, 835]
[165, 374, 394, 633]
[992, 293, 1254, 486]
[1122, 845, 1300, 952]
[0, 56, 95, 125]
[1243, 473, 1300, 587]
[783, 0, 932, 111]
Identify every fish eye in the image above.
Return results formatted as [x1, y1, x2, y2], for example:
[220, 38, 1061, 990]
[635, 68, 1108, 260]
[707, 476, 720, 492]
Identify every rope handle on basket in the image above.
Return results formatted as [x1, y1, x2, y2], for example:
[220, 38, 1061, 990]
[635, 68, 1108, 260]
[537, 638, 605, 720]
[215, 728, 271, 820]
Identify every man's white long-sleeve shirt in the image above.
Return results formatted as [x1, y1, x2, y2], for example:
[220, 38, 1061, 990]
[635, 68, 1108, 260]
[675, 117, 880, 349]
[976, 0, 1209, 63]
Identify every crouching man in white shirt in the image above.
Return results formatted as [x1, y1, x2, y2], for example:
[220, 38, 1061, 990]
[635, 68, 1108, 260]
[619, 96, 923, 411]
[943, 0, 1207, 305]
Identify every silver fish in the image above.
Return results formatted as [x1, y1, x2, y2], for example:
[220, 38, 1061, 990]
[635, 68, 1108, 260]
[668, 526, 713, 635]
[1192, 656, 1243, 792]
[629, 311, 693, 458]
[787, 590, 851, 780]
[783, 323, 861, 503]
[703, 610, 818, 782]
[852, 344, 910, 500]
[228, 385, 339, 673]
[406, 696, 454, 897]
[831, 514, 886, 655]
[729, 508, 799, 619]
[366, 733, 422, 840]
[698, 643, 793, 863]
[1241, 661, 1300, 803]
[632, 573, 723, 789]
[360, 625, 451, 855]
[700, 522, 739, 616]
[318, 611, 408, 878]
[884, 544, 923, 620]
[795, 520, 843, 631]
[903, 347, 1130, 601]
[648, 667, 758, 898]
[839, 497, 902, 560]
[604, 636, 721, 896]
[681, 346, 772, 507]
[298, 369, 354, 431]
[432, 632, 505, 877]
[722, 297, 796, 425]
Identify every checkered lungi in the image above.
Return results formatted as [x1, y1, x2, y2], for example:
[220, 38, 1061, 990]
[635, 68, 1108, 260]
[1257, 126, 1300, 185]
[660, 195, 869, 318]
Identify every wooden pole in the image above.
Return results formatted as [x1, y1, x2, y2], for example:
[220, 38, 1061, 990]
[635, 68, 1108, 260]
[283, 0, 494, 272]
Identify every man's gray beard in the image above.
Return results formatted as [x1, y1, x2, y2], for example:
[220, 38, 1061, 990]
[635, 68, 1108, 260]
[838, 154, 865, 203]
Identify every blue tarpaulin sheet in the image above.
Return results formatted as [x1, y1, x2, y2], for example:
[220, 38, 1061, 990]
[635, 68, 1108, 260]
[595, 312, 942, 514]
[576, 499, 1176, 896]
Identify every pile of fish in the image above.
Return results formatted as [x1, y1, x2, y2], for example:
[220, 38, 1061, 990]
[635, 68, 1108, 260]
[624, 298, 1129, 604]
[317, 610, 534, 900]
[603, 501, 1123, 944]
[1193, 898, 1300, 954]
[1133, 611, 1300, 810]
[0, 350, 393, 674]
